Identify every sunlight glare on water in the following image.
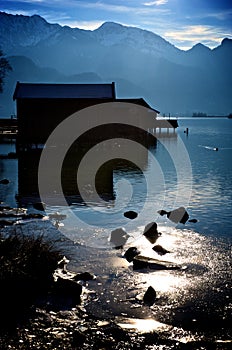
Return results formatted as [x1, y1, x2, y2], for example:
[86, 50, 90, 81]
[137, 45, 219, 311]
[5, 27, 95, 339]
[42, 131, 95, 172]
[1, 118, 232, 342]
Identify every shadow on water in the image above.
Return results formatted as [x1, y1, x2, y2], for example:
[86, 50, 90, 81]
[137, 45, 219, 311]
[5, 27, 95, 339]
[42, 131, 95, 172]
[17, 124, 158, 206]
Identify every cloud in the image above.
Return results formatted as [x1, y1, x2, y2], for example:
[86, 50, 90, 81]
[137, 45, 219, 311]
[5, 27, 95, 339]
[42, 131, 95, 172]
[4, 0, 47, 3]
[143, 0, 168, 6]
[61, 1, 169, 15]
[201, 9, 232, 21]
[69, 1, 133, 13]
[164, 24, 230, 49]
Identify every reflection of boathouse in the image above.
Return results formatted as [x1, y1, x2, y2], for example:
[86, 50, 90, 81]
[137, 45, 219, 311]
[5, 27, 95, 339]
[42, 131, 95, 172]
[13, 82, 176, 202]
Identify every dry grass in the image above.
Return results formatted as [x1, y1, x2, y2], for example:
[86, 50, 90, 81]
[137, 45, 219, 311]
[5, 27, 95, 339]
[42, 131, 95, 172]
[0, 231, 63, 329]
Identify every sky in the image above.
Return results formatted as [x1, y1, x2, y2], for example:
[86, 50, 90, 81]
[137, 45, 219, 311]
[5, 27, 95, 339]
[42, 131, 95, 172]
[0, 0, 232, 50]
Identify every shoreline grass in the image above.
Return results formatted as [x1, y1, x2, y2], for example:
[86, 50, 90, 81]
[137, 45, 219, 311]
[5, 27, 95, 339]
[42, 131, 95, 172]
[0, 230, 63, 329]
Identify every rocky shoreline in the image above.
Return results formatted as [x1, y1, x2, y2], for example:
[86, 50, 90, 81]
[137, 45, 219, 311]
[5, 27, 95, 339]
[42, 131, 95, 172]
[0, 205, 232, 349]
[2, 306, 231, 350]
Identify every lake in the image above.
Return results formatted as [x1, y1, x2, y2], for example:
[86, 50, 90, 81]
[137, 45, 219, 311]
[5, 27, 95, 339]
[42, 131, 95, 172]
[0, 117, 232, 344]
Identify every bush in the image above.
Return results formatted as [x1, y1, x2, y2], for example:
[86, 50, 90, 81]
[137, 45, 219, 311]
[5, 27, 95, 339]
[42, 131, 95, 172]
[0, 231, 63, 328]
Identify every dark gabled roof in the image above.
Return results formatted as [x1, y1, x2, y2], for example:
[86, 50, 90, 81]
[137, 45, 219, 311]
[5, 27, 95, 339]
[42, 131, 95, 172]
[13, 82, 116, 100]
[116, 98, 160, 114]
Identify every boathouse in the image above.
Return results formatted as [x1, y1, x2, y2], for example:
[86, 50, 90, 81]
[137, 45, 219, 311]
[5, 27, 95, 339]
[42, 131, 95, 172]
[13, 81, 116, 151]
[13, 82, 176, 200]
[13, 81, 178, 151]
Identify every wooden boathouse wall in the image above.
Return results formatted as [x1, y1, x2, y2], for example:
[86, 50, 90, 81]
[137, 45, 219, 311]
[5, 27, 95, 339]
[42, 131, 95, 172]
[13, 82, 177, 201]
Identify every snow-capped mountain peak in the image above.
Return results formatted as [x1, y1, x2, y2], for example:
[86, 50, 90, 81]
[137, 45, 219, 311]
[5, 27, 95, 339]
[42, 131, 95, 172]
[0, 11, 60, 51]
[93, 21, 179, 57]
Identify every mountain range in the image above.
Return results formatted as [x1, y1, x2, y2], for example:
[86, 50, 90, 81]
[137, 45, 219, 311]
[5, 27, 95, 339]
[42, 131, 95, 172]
[0, 11, 231, 117]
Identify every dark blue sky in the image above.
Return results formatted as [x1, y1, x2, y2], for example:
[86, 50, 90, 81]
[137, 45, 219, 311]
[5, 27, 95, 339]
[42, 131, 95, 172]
[0, 0, 231, 49]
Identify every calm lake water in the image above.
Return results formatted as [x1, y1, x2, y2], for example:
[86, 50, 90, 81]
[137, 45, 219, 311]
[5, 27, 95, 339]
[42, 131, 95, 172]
[0, 117, 232, 343]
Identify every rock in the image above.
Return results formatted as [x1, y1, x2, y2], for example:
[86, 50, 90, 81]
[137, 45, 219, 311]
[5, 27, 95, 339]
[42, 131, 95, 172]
[73, 272, 95, 281]
[167, 207, 189, 224]
[123, 211, 138, 219]
[110, 228, 130, 249]
[124, 247, 140, 262]
[0, 219, 15, 226]
[143, 222, 161, 244]
[133, 257, 149, 270]
[57, 256, 70, 271]
[102, 323, 129, 340]
[32, 202, 46, 211]
[0, 178, 10, 184]
[143, 286, 156, 306]
[188, 218, 198, 223]
[133, 255, 180, 271]
[157, 209, 168, 216]
[152, 244, 170, 256]
[53, 277, 82, 305]
[158, 207, 189, 224]
[72, 329, 86, 347]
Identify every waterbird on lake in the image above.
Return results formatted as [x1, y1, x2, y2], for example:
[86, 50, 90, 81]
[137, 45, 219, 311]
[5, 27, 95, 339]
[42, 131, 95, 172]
[199, 145, 219, 151]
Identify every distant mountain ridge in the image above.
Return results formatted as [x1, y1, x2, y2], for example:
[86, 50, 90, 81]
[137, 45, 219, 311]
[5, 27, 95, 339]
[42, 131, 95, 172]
[0, 11, 231, 116]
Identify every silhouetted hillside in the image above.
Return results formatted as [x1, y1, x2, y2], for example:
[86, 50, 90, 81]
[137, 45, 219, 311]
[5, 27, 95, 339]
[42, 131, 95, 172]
[0, 11, 231, 116]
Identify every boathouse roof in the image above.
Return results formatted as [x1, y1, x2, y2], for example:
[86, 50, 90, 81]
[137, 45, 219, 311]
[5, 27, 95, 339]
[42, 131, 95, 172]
[116, 98, 160, 114]
[13, 82, 116, 100]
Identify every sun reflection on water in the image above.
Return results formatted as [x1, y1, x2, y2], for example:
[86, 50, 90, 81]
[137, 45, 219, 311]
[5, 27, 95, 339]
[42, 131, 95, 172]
[121, 223, 231, 320]
[116, 317, 171, 333]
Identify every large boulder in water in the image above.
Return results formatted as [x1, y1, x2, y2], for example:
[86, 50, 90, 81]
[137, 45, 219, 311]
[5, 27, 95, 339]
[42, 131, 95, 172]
[124, 211, 138, 219]
[143, 286, 156, 306]
[158, 207, 189, 224]
[152, 244, 170, 256]
[133, 255, 180, 271]
[110, 228, 130, 249]
[124, 247, 140, 262]
[143, 222, 161, 244]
